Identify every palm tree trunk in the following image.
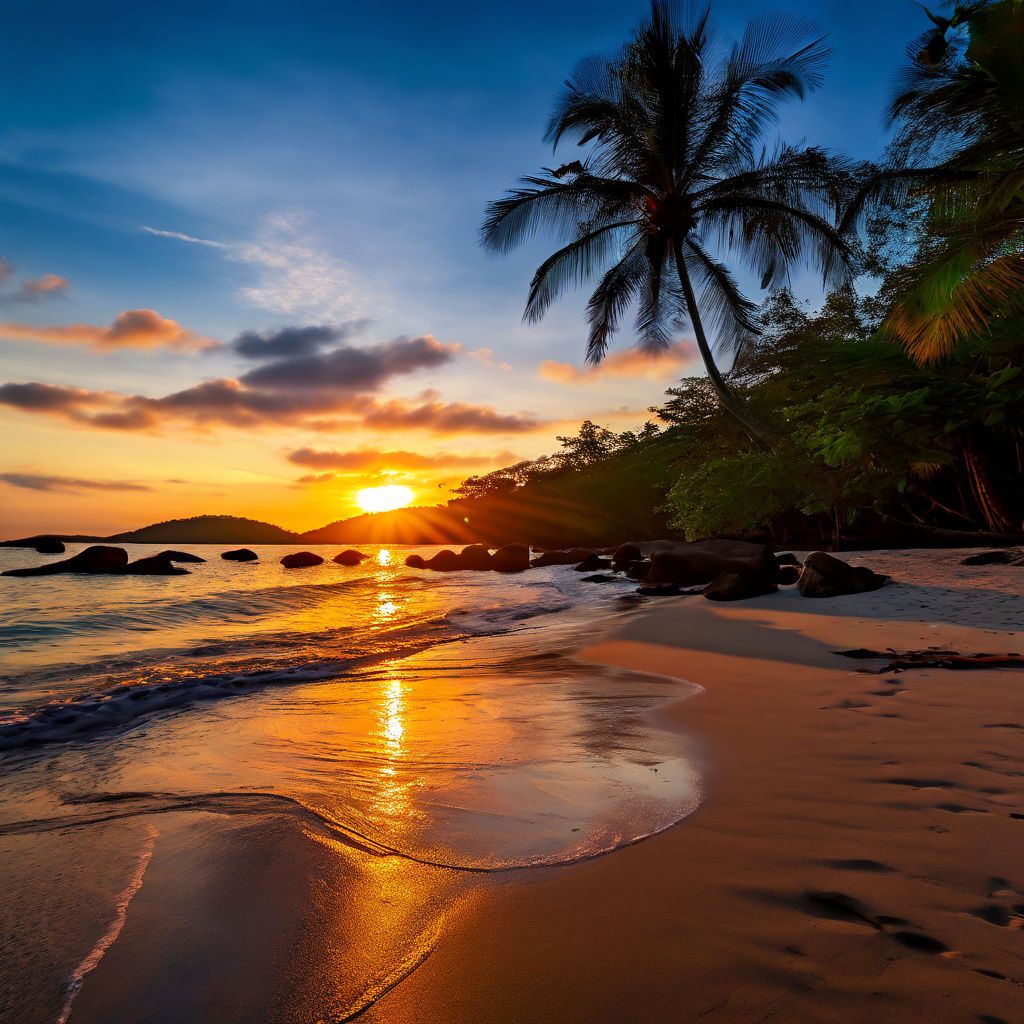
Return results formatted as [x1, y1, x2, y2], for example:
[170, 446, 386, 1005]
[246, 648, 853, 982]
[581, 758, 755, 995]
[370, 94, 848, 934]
[672, 245, 778, 448]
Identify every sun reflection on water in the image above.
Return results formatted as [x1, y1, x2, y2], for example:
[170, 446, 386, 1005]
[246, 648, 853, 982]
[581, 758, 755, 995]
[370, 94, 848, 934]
[376, 548, 392, 567]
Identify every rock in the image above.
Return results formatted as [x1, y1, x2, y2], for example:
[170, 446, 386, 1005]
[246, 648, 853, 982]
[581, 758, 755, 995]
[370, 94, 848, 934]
[624, 559, 651, 580]
[582, 573, 619, 583]
[530, 550, 578, 567]
[425, 549, 462, 571]
[637, 583, 684, 596]
[776, 552, 800, 566]
[156, 550, 206, 563]
[3, 545, 129, 577]
[573, 553, 612, 572]
[458, 544, 494, 570]
[281, 551, 324, 569]
[612, 540, 680, 568]
[960, 550, 1020, 566]
[333, 549, 368, 566]
[703, 571, 778, 602]
[646, 540, 778, 588]
[222, 549, 258, 562]
[798, 551, 890, 598]
[34, 538, 65, 554]
[123, 554, 190, 575]
[611, 542, 643, 568]
[778, 564, 801, 585]
[492, 544, 530, 573]
[405, 554, 426, 568]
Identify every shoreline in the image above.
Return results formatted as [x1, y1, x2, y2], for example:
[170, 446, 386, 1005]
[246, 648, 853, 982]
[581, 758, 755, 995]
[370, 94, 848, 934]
[366, 550, 1024, 1024]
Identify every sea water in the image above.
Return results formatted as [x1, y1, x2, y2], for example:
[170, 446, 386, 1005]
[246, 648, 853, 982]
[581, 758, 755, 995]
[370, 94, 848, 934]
[0, 544, 700, 1023]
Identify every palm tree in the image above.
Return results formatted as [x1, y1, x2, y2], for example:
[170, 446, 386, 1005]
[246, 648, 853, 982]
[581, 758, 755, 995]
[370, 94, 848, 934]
[481, 0, 853, 446]
[842, 0, 1024, 364]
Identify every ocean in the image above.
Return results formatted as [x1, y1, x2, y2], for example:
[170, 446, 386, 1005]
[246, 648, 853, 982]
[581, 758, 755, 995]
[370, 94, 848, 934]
[0, 543, 701, 1023]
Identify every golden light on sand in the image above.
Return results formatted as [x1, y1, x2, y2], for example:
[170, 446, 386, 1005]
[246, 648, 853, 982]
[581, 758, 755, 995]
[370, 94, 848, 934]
[356, 484, 414, 513]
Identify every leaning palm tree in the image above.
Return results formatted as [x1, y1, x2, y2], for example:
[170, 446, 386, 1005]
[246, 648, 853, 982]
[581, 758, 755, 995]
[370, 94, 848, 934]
[482, 0, 853, 445]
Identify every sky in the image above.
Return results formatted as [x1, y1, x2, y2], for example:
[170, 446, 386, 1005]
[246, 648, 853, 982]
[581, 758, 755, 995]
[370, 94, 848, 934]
[0, 0, 928, 536]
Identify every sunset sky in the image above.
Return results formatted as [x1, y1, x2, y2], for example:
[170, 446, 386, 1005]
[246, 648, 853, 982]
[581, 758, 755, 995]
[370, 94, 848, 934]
[0, 0, 923, 536]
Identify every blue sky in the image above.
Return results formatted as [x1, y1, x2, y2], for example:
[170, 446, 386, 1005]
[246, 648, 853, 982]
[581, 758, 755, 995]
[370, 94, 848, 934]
[0, 0, 931, 533]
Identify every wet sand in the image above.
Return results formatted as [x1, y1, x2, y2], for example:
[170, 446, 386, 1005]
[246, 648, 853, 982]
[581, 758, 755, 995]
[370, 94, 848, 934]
[370, 551, 1024, 1023]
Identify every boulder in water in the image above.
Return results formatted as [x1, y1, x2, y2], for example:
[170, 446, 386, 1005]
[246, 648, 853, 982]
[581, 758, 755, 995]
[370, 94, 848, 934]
[530, 550, 578, 567]
[459, 544, 494, 570]
[492, 543, 530, 573]
[778, 564, 801, 586]
[573, 553, 612, 572]
[333, 549, 368, 566]
[123, 553, 190, 575]
[798, 551, 890, 598]
[960, 549, 1020, 566]
[405, 554, 426, 569]
[425, 549, 462, 571]
[222, 548, 258, 562]
[281, 551, 324, 569]
[156, 550, 206, 563]
[34, 538, 65, 554]
[2, 545, 129, 577]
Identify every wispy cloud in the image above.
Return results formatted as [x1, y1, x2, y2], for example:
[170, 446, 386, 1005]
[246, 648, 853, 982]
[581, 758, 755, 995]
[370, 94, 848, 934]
[288, 446, 517, 473]
[143, 211, 383, 320]
[0, 472, 151, 493]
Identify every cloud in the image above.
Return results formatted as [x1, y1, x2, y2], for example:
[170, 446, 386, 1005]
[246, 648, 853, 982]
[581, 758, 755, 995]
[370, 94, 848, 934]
[19, 274, 70, 300]
[0, 258, 13, 284]
[539, 341, 696, 384]
[240, 334, 459, 391]
[0, 309, 215, 352]
[231, 321, 370, 360]
[0, 376, 543, 436]
[0, 472, 151, 493]
[141, 226, 228, 249]
[144, 211, 382, 321]
[287, 446, 517, 473]
[469, 348, 512, 372]
[361, 398, 541, 434]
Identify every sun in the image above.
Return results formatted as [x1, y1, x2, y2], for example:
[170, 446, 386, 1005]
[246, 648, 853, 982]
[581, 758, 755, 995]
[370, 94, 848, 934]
[356, 484, 415, 514]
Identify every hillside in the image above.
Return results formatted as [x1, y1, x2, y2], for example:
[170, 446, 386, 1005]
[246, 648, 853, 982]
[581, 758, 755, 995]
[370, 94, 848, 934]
[109, 515, 300, 544]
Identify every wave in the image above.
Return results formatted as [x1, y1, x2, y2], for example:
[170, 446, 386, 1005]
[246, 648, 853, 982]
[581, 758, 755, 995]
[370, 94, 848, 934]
[0, 785, 701, 873]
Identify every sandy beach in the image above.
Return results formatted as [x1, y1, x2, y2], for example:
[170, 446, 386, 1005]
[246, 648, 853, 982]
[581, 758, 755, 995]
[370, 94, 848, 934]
[370, 550, 1024, 1024]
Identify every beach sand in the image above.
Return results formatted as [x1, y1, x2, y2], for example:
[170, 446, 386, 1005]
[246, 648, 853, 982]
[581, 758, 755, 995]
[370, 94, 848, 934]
[369, 550, 1024, 1023]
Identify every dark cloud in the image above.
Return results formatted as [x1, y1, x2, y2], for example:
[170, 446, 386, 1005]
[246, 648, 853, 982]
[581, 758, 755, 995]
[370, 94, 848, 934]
[231, 320, 369, 360]
[0, 472, 151, 493]
[362, 399, 541, 434]
[0, 382, 103, 411]
[240, 335, 458, 391]
[287, 447, 518, 472]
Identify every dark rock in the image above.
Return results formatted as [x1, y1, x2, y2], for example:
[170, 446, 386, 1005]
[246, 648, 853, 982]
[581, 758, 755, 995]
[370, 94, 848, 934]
[703, 571, 778, 602]
[222, 549, 258, 562]
[3, 545, 129, 577]
[123, 554, 190, 575]
[156, 550, 206, 563]
[582, 573, 619, 583]
[624, 559, 651, 580]
[637, 583, 684, 597]
[646, 540, 777, 588]
[34, 538, 65, 554]
[798, 551, 890, 598]
[458, 544, 494, 570]
[492, 543, 530, 573]
[280, 551, 324, 569]
[775, 552, 800, 566]
[530, 550, 578, 567]
[566, 547, 596, 562]
[611, 542, 643, 568]
[573, 553, 612, 572]
[405, 554, 426, 569]
[778, 564, 801, 585]
[612, 540, 681, 569]
[333, 549, 368, 566]
[425, 549, 462, 571]
[960, 550, 1020, 566]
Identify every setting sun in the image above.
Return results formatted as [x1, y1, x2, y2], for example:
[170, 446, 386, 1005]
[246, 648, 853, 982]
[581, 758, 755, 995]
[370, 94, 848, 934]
[356, 484, 414, 513]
